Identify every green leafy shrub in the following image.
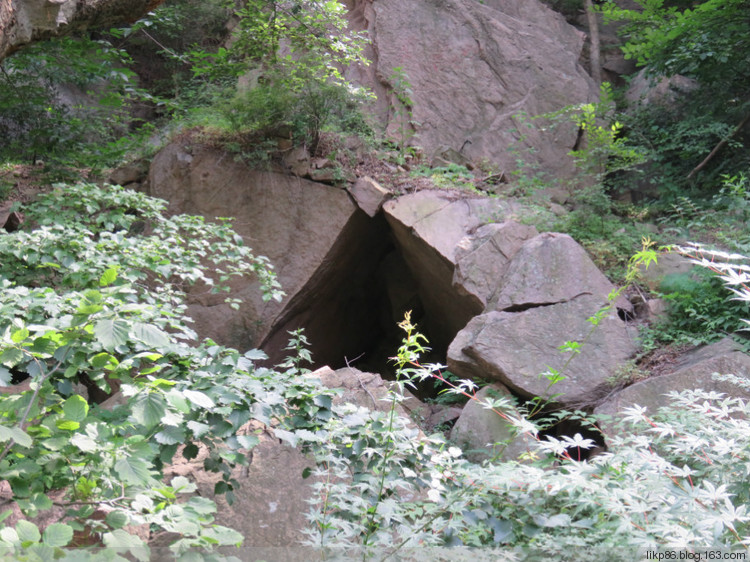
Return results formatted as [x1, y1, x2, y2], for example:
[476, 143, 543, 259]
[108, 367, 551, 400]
[0, 37, 151, 170]
[411, 163, 475, 191]
[642, 266, 750, 348]
[599, 0, 750, 199]
[0, 182, 337, 558]
[220, 73, 371, 156]
[305, 321, 750, 556]
[188, 0, 371, 158]
[552, 210, 653, 282]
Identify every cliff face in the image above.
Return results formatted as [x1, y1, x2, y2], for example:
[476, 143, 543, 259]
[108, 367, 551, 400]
[0, 0, 165, 61]
[345, 0, 599, 179]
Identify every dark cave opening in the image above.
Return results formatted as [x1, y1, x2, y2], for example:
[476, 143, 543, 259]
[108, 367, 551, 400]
[258, 209, 462, 402]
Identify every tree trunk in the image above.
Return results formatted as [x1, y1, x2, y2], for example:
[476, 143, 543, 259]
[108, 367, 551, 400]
[584, 0, 602, 85]
[0, 0, 166, 62]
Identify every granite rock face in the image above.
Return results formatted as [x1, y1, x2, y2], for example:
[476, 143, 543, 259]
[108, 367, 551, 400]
[595, 337, 750, 437]
[345, 0, 598, 179]
[448, 296, 637, 405]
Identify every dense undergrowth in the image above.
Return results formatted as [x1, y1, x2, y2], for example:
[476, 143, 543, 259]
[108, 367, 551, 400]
[0, 0, 749, 558]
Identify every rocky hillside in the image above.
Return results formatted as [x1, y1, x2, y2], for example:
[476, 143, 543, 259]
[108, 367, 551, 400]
[1, 0, 749, 555]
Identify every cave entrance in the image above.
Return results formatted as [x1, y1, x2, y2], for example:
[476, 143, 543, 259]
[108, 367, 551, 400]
[258, 209, 460, 402]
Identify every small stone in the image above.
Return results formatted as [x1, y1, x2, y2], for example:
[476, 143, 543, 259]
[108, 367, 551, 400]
[348, 176, 390, 217]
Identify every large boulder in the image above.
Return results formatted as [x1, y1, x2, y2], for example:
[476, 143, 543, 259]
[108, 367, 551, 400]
[383, 190, 519, 348]
[487, 232, 630, 313]
[447, 230, 637, 405]
[448, 295, 638, 405]
[450, 384, 536, 463]
[595, 337, 750, 436]
[453, 221, 539, 309]
[147, 141, 391, 365]
[346, 0, 598, 179]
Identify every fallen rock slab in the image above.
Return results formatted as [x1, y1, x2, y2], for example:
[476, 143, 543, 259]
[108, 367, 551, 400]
[450, 384, 536, 463]
[383, 190, 518, 348]
[453, 221, 539, 309]
[488, 232, 631, 313]
[448, 295, 638, 405]
[595, 337, 750, 437]
[348, 176, 390, 217]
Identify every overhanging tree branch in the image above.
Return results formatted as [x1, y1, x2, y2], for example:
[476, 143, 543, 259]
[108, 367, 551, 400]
[687, 112, 750, 179]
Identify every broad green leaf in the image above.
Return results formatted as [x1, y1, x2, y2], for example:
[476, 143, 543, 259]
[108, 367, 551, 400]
[105, 511, 130, 530]
[488, 518, 513, 543]
[131, 323, 170, 348]
[42, 523, 73, 547]
[166, 389, 190, 413]
[154, 426, 185, 445]
[0, 348, 23, 368]
[99, 266, 119, 287]
[90, 352, 118, 369]
[94, 319, 130, 350]
[10, 328, 29, 343]
[236, 434, 259, 450]
[313, 394, 333, 409]
[115, 457, 153, 486]
[77, 291, 104, 315]
[202, 525, 243, 546]
[0, 526, 18, 546]
[243, 349, 267, 361]
[62, 395, 89, 422]
[70, 433, 97, 452]
[0, 425, 32, 448]
[273, 429, 298, 448]
[171, 476, 197, 494]
[186, 496, 217, 515]
[0, 367, 11, 386]
[41, 436, 69, 451]
[132, 392, 166, 428]
[15, 520, 40, 544]
[56, 420, 80, 431]
[183, 389, 215, 409]
[102, 530, 148, 561]
[186, 421, 210, 438]
[29, 493, 52, 512]
[131, 494, 153, 513]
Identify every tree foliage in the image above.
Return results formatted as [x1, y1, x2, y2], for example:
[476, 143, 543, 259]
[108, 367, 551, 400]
[599, 0, 750, 196]
[600, 0, 750, 91]
[0, 37, 147, 168]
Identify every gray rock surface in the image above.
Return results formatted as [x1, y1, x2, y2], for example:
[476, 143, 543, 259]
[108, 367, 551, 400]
[448, 295, 638, 405]
[453, 221, 539, 309]
[487, 232, 623, 312]
[148, 142, 388, 365]
[345, 0, 598, 179]
[383, 190, 518, 348]
[450, 384, 536, 463]
[348, 176, 390, 217]
[595, 337, 750, 436]
[1, 0, 164, 61]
